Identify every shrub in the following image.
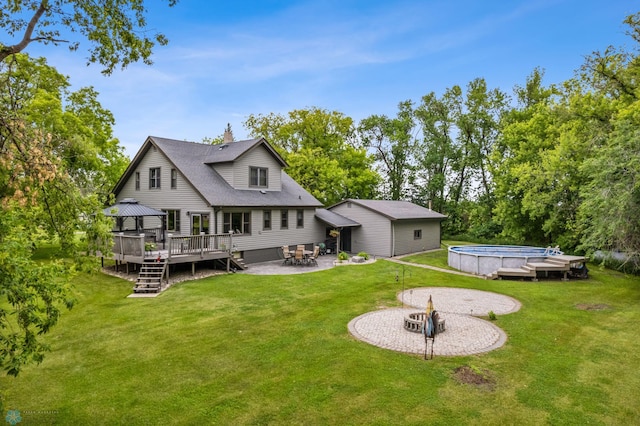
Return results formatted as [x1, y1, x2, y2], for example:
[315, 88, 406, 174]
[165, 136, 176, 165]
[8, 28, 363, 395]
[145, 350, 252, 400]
[337, 251, 349, 261]
[357, 251, 369, 260]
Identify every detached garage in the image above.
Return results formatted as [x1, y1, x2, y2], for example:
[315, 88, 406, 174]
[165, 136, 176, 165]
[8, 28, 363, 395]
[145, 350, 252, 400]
[327, 199, 447, 258]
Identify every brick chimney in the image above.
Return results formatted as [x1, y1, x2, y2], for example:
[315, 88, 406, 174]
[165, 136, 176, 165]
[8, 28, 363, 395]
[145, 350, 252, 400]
[223, 123, 234, 143]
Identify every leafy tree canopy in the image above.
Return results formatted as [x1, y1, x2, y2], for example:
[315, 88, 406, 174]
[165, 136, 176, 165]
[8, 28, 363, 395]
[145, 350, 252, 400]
[0, 0, 176, 75]
[359, 100, 418, 201]
[244, 107, 380, 205]
[0, 0, 174, 376]
[0, 54, 125, 375]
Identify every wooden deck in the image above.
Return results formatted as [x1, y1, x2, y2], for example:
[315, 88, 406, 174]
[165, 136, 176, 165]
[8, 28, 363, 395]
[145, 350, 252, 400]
[487, 255, 588, 281]
[102, 232, 247, 280]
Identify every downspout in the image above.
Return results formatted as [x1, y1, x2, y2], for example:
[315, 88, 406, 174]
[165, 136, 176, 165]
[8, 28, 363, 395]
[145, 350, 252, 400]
[391, 222, 395, 257]
[213, 207, 219, 234]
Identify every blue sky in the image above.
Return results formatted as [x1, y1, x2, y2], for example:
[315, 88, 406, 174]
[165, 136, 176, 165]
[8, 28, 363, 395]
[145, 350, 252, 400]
[30, 0, 637, 158]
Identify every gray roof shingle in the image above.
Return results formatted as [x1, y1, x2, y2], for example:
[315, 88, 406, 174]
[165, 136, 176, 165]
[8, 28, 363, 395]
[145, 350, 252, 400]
[103, 198, 167, 217]
[330, 199, 447, 220]
[315, 208, 361, 228]
[114, 136, 322, 208]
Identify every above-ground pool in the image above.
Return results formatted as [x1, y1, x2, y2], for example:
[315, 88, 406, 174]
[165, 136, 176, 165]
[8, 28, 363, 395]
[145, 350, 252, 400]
[448, 245, 561, 276]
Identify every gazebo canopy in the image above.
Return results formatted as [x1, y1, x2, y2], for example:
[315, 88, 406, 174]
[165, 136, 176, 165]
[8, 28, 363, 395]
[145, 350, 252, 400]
[103, 198, 167, 217]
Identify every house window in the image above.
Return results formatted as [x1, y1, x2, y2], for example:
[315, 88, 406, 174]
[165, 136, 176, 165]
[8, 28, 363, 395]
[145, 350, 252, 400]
[149, 167, 161, 189]
[414, 229, 422, 240]
[249, 167, 268, 187]
[171, 169, 177, 189]
[281, 210, 288, 229]
[135, 172, 140, 190]
[296, 209, 304, 228]
[263, 210, 271, 230]
[163, 209, 181, 232]
[223, 212, 251, 234]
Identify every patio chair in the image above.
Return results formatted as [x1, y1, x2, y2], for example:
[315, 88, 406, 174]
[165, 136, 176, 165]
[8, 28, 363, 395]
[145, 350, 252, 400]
[307, 245, 320, 266]
[294, 248, 304, 265]
[282, 245, 293, 265]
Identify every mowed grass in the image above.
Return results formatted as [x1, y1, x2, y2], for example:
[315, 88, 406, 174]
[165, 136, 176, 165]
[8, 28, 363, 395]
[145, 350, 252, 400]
[2, 251, 640, 425]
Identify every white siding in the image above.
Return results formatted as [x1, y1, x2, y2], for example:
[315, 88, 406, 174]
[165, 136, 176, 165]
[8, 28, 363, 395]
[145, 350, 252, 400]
[331, 203, 392, 257]
[232, 146, 282, 190]
[115, 142, 324, 263]
[216, 207, 323, 255]
[211, 163, 233, 185]
[392, 220, 441, 256]
[117, 147, 211, 235]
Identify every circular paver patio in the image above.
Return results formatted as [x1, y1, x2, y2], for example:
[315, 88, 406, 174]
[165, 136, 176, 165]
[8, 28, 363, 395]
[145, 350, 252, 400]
[397, 287, 521, 315]
[348, 287, 521, 356]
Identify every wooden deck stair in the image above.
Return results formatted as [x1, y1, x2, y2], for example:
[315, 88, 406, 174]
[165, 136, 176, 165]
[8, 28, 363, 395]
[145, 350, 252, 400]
[488, 255, 586, 281]
[133, 258, 167, 293]
[229, 256, 247, 271]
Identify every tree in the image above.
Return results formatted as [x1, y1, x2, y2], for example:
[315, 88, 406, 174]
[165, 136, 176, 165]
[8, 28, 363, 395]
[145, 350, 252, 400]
[0, 0, 176, 75]
[0, 0, 173, 376]
[0, 54, 125, 375]
[579, 104, 640, 269]
[577, 13, 640, 267]
[492, 69, 555, 243]
[410, 79, 507, 235]
[458, 78, 508, 204]
[493, 65, 620, 249]
[245, 108, 380, 205]
[358, 100, 417, 200]
[414, 86, 466, 216]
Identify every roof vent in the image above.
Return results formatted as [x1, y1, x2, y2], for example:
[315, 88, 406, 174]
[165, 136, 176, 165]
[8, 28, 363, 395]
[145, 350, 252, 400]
[218, 144, 228, 150]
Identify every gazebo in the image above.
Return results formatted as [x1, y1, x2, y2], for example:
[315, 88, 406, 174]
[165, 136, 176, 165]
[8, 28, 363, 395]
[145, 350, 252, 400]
[103, 198, 167, 246]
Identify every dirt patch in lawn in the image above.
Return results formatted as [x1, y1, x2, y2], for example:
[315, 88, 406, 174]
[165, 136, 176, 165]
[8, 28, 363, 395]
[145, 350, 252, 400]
[453, 365, 496, 390]
[575, 303, 610, 311]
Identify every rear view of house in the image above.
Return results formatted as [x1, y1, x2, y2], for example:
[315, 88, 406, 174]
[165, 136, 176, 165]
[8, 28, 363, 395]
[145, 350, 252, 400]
[111, 136, 324, 264]
[108, 134, 448, 269]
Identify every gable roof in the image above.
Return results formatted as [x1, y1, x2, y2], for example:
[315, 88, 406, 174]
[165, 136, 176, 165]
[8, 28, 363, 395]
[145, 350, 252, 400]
[200, 138, 287, 166]
[329, 199, 447, 221]
[113, 136, 322, 208]
[103, 198, 167, 217]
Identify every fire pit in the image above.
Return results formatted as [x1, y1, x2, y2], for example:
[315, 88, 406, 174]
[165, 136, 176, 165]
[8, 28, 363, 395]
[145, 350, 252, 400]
[404, 312, 446, 334]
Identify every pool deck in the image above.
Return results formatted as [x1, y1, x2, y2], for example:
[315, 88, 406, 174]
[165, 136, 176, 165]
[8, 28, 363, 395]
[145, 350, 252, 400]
[487, 254, 587, 280]
[448, 245, 587, 279]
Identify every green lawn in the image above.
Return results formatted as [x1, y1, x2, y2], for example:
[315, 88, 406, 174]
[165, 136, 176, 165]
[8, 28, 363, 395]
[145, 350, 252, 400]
[2, 250, 640, 425]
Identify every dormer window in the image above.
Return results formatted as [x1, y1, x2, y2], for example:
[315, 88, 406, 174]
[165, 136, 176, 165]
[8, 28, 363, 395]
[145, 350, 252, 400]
[249, 167, 268, 188]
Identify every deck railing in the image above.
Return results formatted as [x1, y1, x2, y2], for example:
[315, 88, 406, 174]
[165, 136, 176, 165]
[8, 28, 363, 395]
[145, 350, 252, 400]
[112, 234, 145, 257]
[142, 227, 163, 243]
[111, 232, 233, 259]
[166, 233, 232, 258]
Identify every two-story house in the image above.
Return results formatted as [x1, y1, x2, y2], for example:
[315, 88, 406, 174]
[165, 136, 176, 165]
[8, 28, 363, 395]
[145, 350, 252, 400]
[111, 135, 325, 264]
